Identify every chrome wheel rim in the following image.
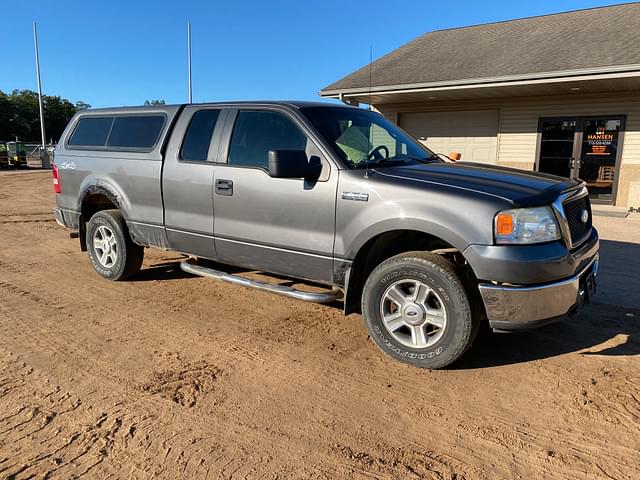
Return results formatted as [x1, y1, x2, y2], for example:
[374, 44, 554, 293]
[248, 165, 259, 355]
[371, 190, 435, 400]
[93, 225, 118, 268]
[379, 279, 447, 348]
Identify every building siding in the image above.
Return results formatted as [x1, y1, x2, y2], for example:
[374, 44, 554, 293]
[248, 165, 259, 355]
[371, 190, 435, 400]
[499, 94, 640, 169]
[377, 91, 640, 206]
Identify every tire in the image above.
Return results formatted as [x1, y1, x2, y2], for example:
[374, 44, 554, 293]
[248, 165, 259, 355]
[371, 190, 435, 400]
[361, 251, 477, 369]
[86, 209, 144, 281]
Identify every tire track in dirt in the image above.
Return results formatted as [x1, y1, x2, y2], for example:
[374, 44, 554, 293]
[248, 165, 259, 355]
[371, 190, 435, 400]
[122, 294, 636, 479]
[0, 281, 66, 310]
[0, 218, 55, 224]
[0, 212, 54, 225]
[0, 211, 52, 216]
[0, 271, 489, 479]
[0, 348, 117, 479]
[0, 295, 220, 478]
[2, 273, 628, 480]
[0, 294, 322, 479]
[0, 282, 604, 480]
[0, 344, 286, 479]
[0, 271, 628, 479]
[326, 443, 487, 479]
[140, 361, 223, 408]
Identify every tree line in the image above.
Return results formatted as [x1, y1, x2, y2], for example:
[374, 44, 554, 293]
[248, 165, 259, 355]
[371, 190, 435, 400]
[0, 90, 167, 144]
[0, 90, 90, 144]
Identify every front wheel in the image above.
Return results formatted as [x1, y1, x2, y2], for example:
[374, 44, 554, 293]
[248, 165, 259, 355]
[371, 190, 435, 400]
[86, 209, 144, 281]
[361, 251, 478, 369]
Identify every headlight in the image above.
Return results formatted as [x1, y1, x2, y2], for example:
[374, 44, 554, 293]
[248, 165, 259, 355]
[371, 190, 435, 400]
[494, 206, 561, 244]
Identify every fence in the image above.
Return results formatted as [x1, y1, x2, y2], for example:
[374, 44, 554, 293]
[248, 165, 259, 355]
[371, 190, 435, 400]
[24, 143, 53, 169]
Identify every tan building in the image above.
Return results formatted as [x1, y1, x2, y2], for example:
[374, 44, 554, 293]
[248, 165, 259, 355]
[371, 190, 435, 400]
[320, 3, 640, 208]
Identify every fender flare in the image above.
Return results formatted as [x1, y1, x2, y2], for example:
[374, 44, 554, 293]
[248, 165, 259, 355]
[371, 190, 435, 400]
[77, 180, 132, 220]
[343, 217, 471, 261]
[76, 180, 132, 251]
[340, 218, 474, 315]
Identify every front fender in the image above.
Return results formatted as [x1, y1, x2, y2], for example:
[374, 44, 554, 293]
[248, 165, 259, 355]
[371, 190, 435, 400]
[342, 217, 471, 261]
[334, 170, 506, 261]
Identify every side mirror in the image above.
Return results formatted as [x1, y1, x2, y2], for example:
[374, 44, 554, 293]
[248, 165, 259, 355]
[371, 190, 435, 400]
[267, 150, 322, 179]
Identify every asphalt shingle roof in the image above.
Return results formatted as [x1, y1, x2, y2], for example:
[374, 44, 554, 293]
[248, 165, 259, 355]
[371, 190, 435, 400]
[322, 3, 640, 93]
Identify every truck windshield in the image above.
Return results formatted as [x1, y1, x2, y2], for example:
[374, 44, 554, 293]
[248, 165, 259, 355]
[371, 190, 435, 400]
[301, 106, 438, 169]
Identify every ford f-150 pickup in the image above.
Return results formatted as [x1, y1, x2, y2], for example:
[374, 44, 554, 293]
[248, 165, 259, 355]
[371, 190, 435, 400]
[52, 101, 599, 368]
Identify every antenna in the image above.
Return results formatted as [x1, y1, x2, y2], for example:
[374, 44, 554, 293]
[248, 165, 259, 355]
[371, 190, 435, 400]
[365, 45, 373, 179]
[368, 45, 373, 111]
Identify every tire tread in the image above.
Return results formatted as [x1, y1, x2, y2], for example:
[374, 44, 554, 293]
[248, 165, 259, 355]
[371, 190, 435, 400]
[362, 251, 476, 369]
[86, 209, 144, 281]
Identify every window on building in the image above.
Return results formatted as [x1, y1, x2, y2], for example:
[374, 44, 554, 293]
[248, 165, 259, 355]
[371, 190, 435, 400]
[228, 111, 308, 168]
[180, 110, 221, 162]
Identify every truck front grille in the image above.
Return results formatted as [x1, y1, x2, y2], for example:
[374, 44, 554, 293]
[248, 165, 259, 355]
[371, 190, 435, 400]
[563, 194, 592, 247]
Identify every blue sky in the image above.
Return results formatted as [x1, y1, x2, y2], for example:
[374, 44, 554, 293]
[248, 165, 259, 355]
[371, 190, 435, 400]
[1, 0, 633, 107]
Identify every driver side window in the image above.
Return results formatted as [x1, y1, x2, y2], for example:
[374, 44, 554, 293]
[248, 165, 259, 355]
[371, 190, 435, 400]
[228, 110, 308, 169]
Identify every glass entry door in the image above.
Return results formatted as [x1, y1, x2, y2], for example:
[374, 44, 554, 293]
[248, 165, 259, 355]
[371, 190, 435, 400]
[538, 119, 579, 178]
[537, 116, 624, 204]
[578, 118, 623, 203]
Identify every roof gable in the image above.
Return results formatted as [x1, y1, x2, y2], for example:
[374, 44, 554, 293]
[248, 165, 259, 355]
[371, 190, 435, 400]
[322, 3, 640, 93]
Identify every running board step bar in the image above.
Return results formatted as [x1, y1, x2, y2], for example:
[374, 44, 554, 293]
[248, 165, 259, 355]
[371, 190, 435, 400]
[180, 259, 341, 304]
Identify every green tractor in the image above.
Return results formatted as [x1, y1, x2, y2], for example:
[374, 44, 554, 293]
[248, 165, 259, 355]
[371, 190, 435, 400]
[6, 141, 28, 168]
[0, 142, 8, 168]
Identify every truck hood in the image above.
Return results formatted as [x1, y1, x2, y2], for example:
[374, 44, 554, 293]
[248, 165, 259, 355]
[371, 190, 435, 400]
[374, 161, 581, 206]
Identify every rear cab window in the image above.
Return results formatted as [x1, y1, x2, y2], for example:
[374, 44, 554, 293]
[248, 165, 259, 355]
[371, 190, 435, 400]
[180, 110, 221, 162]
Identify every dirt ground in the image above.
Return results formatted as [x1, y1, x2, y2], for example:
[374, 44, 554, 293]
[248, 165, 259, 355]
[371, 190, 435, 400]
[0, 171, 638, 480]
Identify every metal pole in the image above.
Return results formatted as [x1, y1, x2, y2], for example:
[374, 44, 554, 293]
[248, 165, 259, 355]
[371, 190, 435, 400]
[187, 22, 192, 103]
[33, 21, 46, 149]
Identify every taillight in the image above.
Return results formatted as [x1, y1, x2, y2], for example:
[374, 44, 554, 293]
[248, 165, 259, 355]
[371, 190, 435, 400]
[52, 164, 61, 194]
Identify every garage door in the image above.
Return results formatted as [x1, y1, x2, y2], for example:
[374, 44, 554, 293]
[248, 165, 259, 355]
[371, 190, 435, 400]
[401, 110, 499, 164]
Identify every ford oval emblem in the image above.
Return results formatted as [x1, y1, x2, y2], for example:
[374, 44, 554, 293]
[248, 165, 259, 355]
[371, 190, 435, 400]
[581, 209, 589, 223]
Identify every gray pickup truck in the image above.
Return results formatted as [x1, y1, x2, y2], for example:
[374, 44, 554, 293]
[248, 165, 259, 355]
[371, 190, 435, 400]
[52, 101, 599, 368]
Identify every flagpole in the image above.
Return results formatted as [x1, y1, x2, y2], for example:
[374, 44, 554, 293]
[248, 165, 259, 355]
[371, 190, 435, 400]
[187, 22, 192, 103]
[33, 21, 46, 148]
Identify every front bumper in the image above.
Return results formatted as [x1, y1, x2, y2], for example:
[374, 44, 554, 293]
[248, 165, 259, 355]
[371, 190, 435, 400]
[479, 254, 598, 331]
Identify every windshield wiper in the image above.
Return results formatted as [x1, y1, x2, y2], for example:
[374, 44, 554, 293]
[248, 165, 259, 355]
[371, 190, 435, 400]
[375, 155, 438, 166]
[428, 153, 453, 162]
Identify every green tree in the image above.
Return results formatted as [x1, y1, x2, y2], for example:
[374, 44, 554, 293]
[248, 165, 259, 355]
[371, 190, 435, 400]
[0, 89, 89, 143]
[75, 100, 91, 110]
[9, 90, 40, 141]
[144, 99, 166, 105]
[0, 91, 13, 140]
[44, 95, 77, 143]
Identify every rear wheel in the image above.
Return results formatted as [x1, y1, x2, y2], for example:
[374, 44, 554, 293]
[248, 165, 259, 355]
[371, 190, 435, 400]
[86, 209, 144, 280]
[361, 251, 477, 369]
